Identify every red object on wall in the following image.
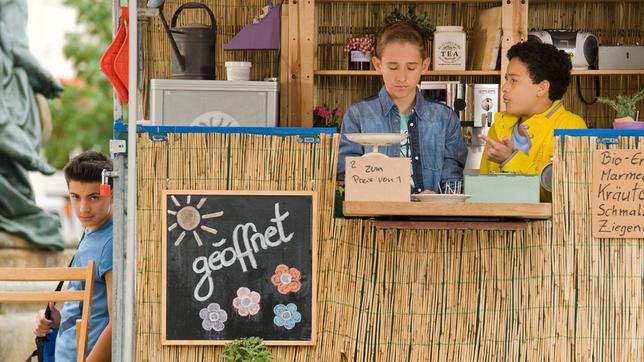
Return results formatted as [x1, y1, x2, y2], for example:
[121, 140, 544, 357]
[100, 7, 129, 104]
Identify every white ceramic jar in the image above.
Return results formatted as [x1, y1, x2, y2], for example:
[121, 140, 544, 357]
[433, 26, 466, 70]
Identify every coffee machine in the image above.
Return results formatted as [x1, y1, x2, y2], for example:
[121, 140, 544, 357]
[420, 82, 499, 170]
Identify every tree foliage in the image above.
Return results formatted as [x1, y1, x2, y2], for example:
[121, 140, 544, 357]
[43, 0, 115, 169]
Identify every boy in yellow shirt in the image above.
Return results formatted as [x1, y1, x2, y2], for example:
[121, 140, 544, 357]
[480, 41, 586, 175]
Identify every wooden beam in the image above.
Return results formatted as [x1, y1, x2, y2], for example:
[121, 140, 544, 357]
[343, 201, 552, 219]
[280, 4, 291, 126]
[500, 0, 528, 111]
[299, 0, 315, 127]
[374, 220, 530, 230]
[0, 267, 87, 281]
[0, 291, 86, 302]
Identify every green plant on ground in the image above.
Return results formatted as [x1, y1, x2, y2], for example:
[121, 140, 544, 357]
[597, 87, 644, 120]
[223, 337, 273, 362]
[383, 4, 435, 40]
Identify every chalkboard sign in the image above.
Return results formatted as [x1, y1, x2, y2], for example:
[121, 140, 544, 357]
[162, 191, 317, 345]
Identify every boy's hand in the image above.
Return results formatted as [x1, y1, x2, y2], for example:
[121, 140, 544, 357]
[34, 302, 61, 337]
[418, 189, 436, 194]
[480, 134, 514, 164]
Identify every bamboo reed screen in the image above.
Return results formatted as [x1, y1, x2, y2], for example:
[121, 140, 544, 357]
[136, 131, 643, 360]
[315, 1, 644, 129]
[136, 132, 339, 361]
[552, 134, 644, 361]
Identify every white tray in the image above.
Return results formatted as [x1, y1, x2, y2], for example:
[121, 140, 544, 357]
[411, 194, 472, 203]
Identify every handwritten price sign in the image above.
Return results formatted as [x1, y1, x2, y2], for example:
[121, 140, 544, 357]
[345, 156, 411, 202]
[592, 149, 644, 238]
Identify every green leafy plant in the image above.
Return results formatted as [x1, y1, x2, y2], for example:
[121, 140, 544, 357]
[383, 4, 435, 40]
[597, 87, 644, 120]
[223, 337, 273, 362]
[43, 0, 115, 169]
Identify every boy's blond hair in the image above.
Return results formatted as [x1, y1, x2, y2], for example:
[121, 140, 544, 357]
[375, 21, 427, 59]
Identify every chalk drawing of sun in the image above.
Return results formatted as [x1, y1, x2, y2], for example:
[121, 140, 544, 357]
[167, 195, 223, 247]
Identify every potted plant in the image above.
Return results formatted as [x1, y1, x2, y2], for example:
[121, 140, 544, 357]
[313, 104, 343, 131]
[383, 4, 435, 41]
[344, 37, 373, 70]
[597, 87, 644, 128]
[223, 337, 274, 362]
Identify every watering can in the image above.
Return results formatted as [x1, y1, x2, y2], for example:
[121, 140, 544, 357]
[148, 0, 217, 80]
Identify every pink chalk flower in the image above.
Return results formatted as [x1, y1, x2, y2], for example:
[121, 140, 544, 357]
[232, 287, 261, 316]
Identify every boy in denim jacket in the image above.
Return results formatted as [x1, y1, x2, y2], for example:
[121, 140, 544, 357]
[338, 21, 467, 194]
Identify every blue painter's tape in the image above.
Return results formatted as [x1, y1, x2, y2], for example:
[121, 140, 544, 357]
[113, 120, 336, 136]
[596, 137, 619, 144]
[554, 129, 644, 137]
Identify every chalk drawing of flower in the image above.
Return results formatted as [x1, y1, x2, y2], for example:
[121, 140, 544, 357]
[270, 264, 302, 294]
[232, 287, 261, 316]
[199, 303, 227, 332]
[273, 303, 302, 330]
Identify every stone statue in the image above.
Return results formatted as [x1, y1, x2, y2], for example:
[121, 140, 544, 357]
[0, 0, 66, 249]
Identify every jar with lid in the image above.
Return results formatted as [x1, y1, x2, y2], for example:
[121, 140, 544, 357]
[433, 26, 466, 71]
[345, 37, 373, 71]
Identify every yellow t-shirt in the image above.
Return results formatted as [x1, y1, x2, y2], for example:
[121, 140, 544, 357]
[480, 100, 587, 175]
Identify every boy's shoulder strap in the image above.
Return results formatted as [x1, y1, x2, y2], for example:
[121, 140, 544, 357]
[45, 230, 85, 318]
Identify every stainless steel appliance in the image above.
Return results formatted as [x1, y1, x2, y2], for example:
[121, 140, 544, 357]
[598, 46, 644, 70]
[420, 82, 499, 170]
[419, 81, 461, 108]
[461, 84, 499, 169]
[528, 30, 598, 70]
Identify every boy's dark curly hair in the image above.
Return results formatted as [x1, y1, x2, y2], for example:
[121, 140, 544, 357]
[508, 41, 572, 101]
[63, 151, 113, 186]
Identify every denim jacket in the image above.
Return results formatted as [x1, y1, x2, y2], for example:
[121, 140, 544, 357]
[338, 86, 467, 193]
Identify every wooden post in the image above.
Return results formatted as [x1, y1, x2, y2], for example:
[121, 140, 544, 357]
[280, 1, 315, 127]
[500, 0, 528, 111]
[280, 4, 291, 126]
[298, 0, 315, 127]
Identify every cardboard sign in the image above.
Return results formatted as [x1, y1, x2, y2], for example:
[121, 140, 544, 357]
[345, 156, 411, 201]
[592, 150, 644, 238]
[162, 191, 317, 345]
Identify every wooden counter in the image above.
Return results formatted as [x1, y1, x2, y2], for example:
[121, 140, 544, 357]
[343, 201, 552, 219]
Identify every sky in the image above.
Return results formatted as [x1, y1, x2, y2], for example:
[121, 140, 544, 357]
[26, 0, 78, 80]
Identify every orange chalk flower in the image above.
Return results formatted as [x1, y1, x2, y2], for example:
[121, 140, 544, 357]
[271, 264, 302, 294]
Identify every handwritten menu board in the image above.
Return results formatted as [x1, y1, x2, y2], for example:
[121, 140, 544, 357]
[162, 191, 317, 345]
[344, 156, 411, 202]
[592, 150, 644, 238]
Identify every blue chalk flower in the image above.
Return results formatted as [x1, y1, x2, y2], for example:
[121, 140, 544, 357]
[273, 303, 302, 330]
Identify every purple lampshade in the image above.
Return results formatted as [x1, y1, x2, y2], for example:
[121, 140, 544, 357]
[224, 5, 281, 50]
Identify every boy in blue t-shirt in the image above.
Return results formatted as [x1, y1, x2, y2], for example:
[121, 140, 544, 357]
[34, 151, 113, 361]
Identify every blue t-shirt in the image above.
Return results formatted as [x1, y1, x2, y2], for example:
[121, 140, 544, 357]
[56, 219, 113, 361]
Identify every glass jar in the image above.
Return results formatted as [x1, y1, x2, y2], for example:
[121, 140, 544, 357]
[348, 49, 371, 70]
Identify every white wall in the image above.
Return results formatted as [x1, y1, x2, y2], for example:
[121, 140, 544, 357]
[26, 0, 79, 80]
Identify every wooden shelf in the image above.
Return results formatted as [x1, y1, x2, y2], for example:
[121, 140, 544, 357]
[571, 70, 644, 76]
[343, 201, 552, 219]
[315, 70, 501, 76]
[316, 70, 644, 77]
[318, 0, 500, 3]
